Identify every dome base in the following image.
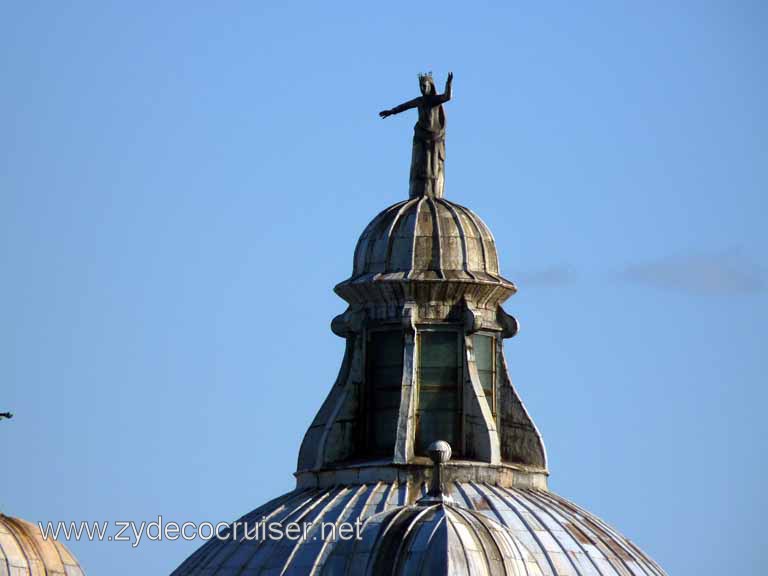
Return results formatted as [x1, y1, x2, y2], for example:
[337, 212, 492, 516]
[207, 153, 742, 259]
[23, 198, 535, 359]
[295, 459, 548, 491]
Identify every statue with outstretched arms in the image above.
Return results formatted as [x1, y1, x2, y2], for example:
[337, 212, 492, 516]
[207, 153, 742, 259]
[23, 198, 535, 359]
[380, 72, 453, 198]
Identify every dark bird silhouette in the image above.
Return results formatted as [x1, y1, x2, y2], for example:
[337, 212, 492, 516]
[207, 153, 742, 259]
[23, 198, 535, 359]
[0, 412, 13, 420]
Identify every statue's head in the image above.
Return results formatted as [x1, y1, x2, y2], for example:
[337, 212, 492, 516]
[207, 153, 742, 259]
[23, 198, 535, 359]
[418, 72, 436, 96]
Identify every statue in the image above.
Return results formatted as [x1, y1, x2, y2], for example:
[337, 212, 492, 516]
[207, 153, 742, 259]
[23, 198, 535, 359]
[380, 72, 453, 198]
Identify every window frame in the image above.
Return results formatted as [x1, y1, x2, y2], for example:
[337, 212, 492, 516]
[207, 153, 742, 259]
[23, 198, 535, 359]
[362, 323, 404, 456]
[414, 324, 464, 456]
[473, 331, 498, 416]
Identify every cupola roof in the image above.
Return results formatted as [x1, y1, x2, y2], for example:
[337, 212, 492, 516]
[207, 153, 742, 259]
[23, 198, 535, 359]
[349, 196, 511, 285]
[0, 514, 85, 576]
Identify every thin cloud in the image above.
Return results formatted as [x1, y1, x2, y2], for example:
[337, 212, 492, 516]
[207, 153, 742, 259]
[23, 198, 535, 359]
[512, 265, 575, 288]
[620, 252, 766, 295]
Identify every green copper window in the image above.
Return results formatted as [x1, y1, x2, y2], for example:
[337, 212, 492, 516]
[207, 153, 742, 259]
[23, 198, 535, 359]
[473, 334, 496, 414]
[367, 330, 404, 454]
[416, 330, 461, 455]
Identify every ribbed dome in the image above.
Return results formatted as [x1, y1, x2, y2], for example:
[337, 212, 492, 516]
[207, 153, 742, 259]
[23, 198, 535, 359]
[348, 197, 513, 285]
[0, 514, 85, 575]
[172, 482, 665, 576]
[323, 500, 543, 576]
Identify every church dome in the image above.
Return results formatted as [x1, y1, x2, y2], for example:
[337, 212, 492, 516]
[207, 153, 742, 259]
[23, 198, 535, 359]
[0, 514, 85, 575]
[346, 196, 514, 286]
[172, 481, 664, 576]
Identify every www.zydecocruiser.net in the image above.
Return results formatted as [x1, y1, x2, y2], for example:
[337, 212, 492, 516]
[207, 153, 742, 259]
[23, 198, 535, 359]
[38, 517, 365, 548]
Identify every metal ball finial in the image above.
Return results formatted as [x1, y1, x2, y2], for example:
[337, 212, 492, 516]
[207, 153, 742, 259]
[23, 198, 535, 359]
[420, 440, 454, 504]
[428, 440, 452, 464]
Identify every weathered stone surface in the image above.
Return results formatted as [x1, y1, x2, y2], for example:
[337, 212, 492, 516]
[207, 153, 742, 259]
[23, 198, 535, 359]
[298, 168, 546, 480]
[341, 197, 512, 311]
[173, 483, 665, 576]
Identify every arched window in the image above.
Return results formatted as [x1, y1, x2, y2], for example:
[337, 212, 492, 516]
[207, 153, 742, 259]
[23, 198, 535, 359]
[415, 329, 461, 455]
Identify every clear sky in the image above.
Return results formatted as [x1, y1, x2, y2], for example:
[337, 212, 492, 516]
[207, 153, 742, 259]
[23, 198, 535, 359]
[1, 1, 766, 574]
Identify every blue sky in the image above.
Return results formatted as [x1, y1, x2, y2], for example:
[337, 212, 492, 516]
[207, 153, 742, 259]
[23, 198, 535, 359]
[1, 1, 766, 574]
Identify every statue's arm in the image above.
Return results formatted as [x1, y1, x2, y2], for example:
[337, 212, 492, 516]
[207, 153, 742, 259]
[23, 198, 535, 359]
[379, 97, 422, 118]
[433, 72, 453, 105]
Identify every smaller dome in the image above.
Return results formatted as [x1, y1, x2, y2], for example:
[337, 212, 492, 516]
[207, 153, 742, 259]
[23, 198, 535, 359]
[348, 196, 514, 286]
[322, 500, 542, 576]
[0, 514, 86, 575]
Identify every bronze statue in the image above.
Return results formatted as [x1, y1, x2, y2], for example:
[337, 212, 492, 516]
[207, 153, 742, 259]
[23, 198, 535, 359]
[380, 72, 453, 198]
